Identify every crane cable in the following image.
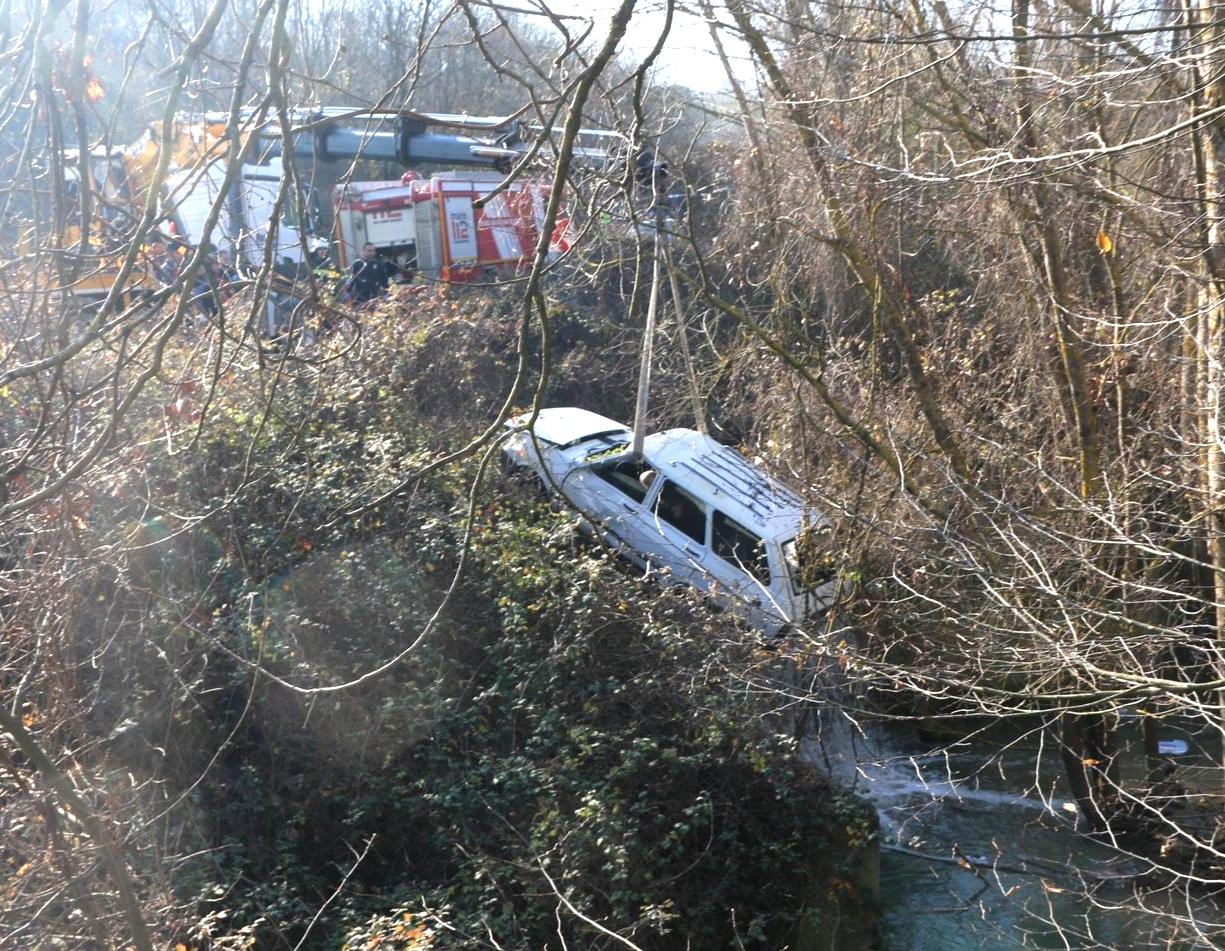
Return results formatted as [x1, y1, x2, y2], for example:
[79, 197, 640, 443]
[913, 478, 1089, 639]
[631, 231, 662, 459]
[664, 242, 707, 435]
[632, 226, 707, 459]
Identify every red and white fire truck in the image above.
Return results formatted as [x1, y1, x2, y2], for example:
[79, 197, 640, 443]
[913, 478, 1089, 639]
[170, 108, 618, 285]
[333, 170, 571, 282]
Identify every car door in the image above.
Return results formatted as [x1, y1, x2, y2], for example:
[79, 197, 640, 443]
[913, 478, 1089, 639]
[708, 510, 784, 628]
[631, 477, 709, 589]
[561, 455, 654, 561]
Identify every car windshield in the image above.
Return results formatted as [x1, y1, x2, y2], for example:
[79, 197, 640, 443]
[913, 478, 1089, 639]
[782, 527, 836, 594]
[559, 430, 629, 451]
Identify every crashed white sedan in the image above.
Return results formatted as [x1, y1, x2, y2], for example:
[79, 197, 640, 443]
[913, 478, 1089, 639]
[502, 407, 837, 634]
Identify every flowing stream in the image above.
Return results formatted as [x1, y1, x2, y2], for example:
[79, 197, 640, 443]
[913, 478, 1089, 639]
[806, 711, 1225, 949]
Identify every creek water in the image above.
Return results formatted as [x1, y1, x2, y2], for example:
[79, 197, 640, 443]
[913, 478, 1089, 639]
[807, 712, 1225, 949]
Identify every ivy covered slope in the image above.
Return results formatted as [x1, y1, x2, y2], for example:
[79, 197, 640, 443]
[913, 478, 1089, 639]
[66, 293, 879, 950]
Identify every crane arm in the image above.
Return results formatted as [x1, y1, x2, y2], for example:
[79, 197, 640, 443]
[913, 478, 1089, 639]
[196, 108, 624, 170]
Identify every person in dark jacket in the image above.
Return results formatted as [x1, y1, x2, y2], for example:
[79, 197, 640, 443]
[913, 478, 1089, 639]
[344, 243, 397, 304]
[192, 249, 239, 323]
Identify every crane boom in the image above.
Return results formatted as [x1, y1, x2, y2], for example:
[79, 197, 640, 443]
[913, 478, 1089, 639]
[199, 108, 624, 170]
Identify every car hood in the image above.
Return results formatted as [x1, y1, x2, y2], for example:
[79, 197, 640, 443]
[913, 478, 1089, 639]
[512, 408, 630, 449]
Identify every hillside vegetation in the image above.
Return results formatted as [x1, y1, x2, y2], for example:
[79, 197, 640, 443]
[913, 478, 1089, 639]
[1, 292, 877, 949]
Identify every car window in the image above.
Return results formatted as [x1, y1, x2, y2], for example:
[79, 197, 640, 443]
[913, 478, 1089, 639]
[712, 511, 770, 585]
[593, 457, 653, 504]
[654, 480, 707, 544]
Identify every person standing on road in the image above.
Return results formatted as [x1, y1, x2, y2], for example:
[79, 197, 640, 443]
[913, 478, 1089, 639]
[343, 242, 397, 305]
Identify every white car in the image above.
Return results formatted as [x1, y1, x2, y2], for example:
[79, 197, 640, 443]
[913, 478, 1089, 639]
[502, 407, 838, 634]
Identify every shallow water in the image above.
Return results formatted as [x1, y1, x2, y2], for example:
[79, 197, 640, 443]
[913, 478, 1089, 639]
[807, 715, 1225, 950]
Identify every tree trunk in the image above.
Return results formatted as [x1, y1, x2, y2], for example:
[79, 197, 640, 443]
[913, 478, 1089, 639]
[1190, 0, 1225, 793]
[1060, 716, 1108, 833]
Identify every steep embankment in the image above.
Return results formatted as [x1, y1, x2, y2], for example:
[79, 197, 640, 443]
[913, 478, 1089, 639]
[15, 289, 879, 950]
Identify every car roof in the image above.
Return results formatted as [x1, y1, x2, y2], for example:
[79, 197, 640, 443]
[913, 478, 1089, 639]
[641, 429, 820, 539]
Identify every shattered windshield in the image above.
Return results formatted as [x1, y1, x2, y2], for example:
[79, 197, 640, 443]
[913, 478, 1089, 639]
[578, 436, 631, 458]
[561, 430, 630, 451]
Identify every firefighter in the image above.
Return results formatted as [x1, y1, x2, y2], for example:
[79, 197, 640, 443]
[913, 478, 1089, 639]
[342, 242, 397, 305]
